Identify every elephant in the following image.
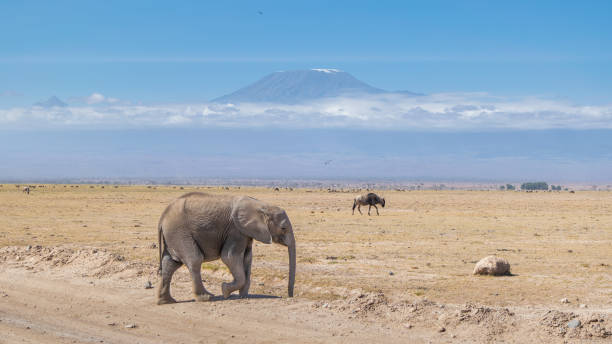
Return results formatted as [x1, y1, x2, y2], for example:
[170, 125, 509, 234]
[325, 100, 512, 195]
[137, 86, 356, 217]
[156, 192, 296, 305]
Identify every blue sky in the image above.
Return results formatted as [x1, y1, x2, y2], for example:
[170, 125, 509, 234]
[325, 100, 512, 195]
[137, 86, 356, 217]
[1, 1, 612, 182]
[1, 0, 611, 105]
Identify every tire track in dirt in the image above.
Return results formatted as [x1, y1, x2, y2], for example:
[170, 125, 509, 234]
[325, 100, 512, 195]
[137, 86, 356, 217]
[1, 245, 610, 343]
[0, 269, 420, 344]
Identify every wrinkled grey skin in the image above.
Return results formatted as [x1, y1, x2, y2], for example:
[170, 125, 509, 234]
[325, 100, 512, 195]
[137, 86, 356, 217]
[156, 192, 296, 305]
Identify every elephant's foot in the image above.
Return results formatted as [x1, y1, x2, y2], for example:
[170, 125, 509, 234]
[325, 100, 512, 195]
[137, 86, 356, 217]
[194, 293, 213, 302]
[239, 290, 249, 298]
[221, 282, 233, 299]
[157, 296, 177, 305]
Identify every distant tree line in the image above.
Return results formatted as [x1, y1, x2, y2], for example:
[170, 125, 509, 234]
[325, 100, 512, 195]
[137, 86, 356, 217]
[521, 182, 548, 190]
[515, 182, 564, 191]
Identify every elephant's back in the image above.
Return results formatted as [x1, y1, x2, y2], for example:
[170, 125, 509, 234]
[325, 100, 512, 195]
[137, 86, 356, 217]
[159, 192, 233, 229]
[177, 191, 213, 199]
[180, 192, 233, 212]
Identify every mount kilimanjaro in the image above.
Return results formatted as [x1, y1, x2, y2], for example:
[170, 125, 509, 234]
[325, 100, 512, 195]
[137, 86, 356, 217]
[212, 69, 419, 104]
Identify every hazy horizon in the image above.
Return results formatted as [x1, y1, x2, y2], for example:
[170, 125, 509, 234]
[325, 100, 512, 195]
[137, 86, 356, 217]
[2, 128, 611, 184]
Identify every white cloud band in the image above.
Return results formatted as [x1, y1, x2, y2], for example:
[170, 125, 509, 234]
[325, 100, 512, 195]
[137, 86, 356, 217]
[1, 93, 611, 130]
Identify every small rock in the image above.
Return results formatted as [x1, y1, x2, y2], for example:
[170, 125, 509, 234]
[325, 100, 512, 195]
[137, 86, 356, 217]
[579, 304, 587, 308]
[438, 327, 446, 333]
[107, 322, 116, 326]
[125, 324, 137, 329]
[567, 319, 581, 329]
[403, 323, 412, 329]
[389, 271, 394, 276]
[473, 256, 511, 276]
[144, 281, 153, 289]
[26, 245, 32, 251]
[560, 298, 570, 304]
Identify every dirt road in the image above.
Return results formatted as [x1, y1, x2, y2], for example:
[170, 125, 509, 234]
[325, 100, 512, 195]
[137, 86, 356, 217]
[1, 244, 610, 343]
[0, 253, 427, 344]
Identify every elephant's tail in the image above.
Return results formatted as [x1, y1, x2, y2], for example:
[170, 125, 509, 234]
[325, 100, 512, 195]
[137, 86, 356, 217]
[157, 222, 163, 276]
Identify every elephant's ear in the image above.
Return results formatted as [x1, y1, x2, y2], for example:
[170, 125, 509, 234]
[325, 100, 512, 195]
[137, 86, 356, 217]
[232, 196, 272, 244]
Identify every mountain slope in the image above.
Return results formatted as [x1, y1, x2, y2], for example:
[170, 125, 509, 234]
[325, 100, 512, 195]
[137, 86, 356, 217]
[34, 96, 67, 108]
[212, 69, 395, 103]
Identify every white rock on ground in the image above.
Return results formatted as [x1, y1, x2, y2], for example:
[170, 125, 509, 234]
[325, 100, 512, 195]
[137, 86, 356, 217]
[472, 256, 511, 276]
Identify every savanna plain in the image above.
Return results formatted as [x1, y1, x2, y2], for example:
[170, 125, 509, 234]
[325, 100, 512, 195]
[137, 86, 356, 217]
[0, 185, 610, 343]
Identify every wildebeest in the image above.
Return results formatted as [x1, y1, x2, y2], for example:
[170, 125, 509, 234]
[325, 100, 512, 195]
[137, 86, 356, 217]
[22, 186, 30, 194]
[352, 193, 386, 215]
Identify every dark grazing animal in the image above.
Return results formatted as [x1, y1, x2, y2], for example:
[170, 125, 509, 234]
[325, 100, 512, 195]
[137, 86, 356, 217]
[352, 193, 386, 215]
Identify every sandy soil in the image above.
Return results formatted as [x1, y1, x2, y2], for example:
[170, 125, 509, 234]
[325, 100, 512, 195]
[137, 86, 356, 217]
[0, 185, 610, 343]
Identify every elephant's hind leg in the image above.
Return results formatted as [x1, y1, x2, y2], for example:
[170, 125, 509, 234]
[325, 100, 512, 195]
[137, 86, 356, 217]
[157, 254, 181, 305]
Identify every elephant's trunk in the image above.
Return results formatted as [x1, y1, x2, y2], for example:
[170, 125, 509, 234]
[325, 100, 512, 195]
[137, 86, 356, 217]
[287, 233, 296, 297]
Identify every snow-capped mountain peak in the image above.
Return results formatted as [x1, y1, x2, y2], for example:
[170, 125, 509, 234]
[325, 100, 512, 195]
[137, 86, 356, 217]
[311, 68, 342, 74]
[212, 69, 390, 103]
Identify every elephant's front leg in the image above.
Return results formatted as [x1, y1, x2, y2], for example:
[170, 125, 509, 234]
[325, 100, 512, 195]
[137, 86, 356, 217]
[220, 242, 246, 299]
[239, 241, 253, 298]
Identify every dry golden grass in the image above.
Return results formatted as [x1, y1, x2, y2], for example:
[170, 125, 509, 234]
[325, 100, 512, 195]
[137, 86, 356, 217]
[1, 185, 610, 308]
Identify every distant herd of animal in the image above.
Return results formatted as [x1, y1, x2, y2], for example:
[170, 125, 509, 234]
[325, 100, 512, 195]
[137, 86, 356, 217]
[16, 184, 387, 217]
